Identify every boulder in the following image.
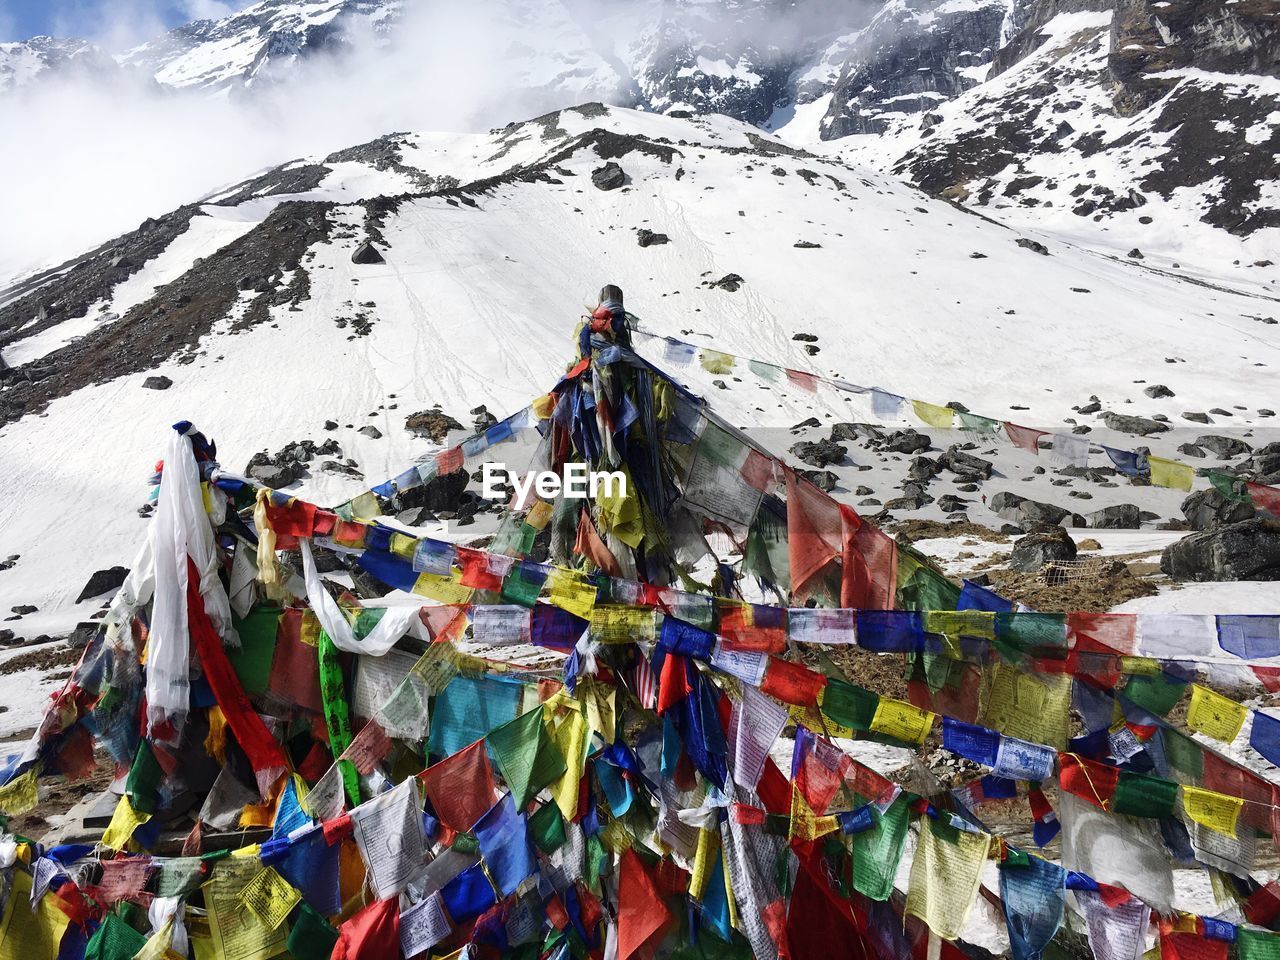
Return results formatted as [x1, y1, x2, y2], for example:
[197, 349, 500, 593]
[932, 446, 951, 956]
[591, 162, 627, 190]
[883, 429, 931, 454]
[357, 425, 383, 440]
[404, 409, 464, 442]
[1161, 518, 1280, 581]
[1009, 528, 1077, 572]
[351, 241, 385, 264]
[939, 446, 993, 479]
[76, 566, 130, 603]
[908, 456, 941, 481]
[1086, 503, 1141, 529]
[1143, 384, 1174, 398]
[937, 494, 970, 512]
[790, 439, 846, 468]
[1101, 412, 1170, 436]
[67, 621, 100, 649]
[246, 460, 304, 487]
[989, 491, 1027, 519]
[1182, 412, 1210, 424]
[1016, 238, 1049, 255]
[1194, 435, 1252, 459]
[711, 273, 744, 292]
[830, 422, 880, 442]
[636, 229, 669, 247]
[1181, 487, 1257, 530]
[885, 495, 931, 510]
[1243, 443, 1280, 483]
[798, 469, 838, 492]
[142, 375, 172, 390]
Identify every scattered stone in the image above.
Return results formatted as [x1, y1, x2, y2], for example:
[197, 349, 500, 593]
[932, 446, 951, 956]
[790, 439, 846, 468]
[886, 495, 930, 511]
[1209, 407, 1233, 417]
[67, 622, 99, 649]
[1143, 384, 1174, 399]
[1182, 412, 1210, 424]
[75, 567, 129, 603]
[1194, 435, 1252, 459]
[1101, 412, 1170, 436]
[357, 425, 383, 440]
[1178, 443, 1207, 459]
[794, 241, 822, 249]
[142, 375, 172, 390]
[881, 429, 931, 454]
[1077, 401, 1101, 415]
[937, 495, 970, 512]
[969, 252, 988, 259]
[1260, 409, 1275, 418]
[939, 446, 993, 480]
[792, 417, 821, 430]
[1016, 238, 1049, 255]
[1086, 503, 1141, 529]
[636, 229, 669, 247]
[323, 420, 338, 431]
[792, 333, 818, 342]
[908, 456, 942, 482]
[710, 273, 744, 292]
[1009, 528, 1077, 572]
[1128, 248, 1144, 258]
[10, 605, 36, 616]
[859, 498, 881, 507]
[855, 485, 874, 496]
[1078, 538, 1102, 550]
[1161, 518, 1280, 581]
[404, 409, 464, 442]
[591, 162, 626, 191]
[351, 241, 385, 264]
[799, 469, 838, 492]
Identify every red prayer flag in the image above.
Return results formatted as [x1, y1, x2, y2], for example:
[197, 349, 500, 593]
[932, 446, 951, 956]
[785, 368, 818, 392]
[1160, 931, 1228, 960]
[657, 654, 693, 715]
[186, 559, 287, 790]
[436, 446, 464, 475]
[761, 657, 826, 707]
[839, 504, 898, 610]
[740, 448, 775, 493]
[419, 739, 497, 833]
[457, 547, 502, 591]
[1068, 612, 1138, 657]
[617, 848, 672, 960]
[574, 509, 622, 577]
[265, 498, 316, 537]
[332, 895, 400, 960]
[1004, 422, 1047, 454]
[1247, 482, 1280, 517]
[1057, 753, 1119, 809]
[784, 468, 843, 601]
[1253, 665, 1280, 692]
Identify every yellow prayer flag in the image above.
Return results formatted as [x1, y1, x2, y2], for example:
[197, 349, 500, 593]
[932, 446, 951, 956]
[102, 794, 151, 851]
[412, 572, 474, 604]
[870, 697, 934, 746]
[390, 533, 418, 561]
[1149, 456, 1194, 491]
[1119, 656, 1162, 677]
[924, 610, 995, 642]
[905, 820, 992, 940]
[700, 350, 735, 374]
[526, 500, 554, 530]
[349, 491, 382, 520]
[979, 663, 1072, 749]
[1186, 684, 1247, 743]
[691, 827, 720, 900]
[241, 867, 302, 930]
[0, 871, 70, 960]
[545, 700, 590, 821]
[1182, 785, 1242, 837]
[589, 605, 656, 644]
[0, 769, 39, 816]
[546, 569, 597, 619]
[300, 611, 321, 647]
[789, 787, 839, 842]
[912, 400, 955, 429]
[791, 702, 855, 740]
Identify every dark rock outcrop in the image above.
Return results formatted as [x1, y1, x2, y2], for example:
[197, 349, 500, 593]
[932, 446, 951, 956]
[1086, 503, 1141, 529]
[1181, 487, 1257, 530]
[1009, 527, 1078, 572]
[592, 162, 627, 190]
[75, 566, 130, 603]
[1161, 517, 1280, 581]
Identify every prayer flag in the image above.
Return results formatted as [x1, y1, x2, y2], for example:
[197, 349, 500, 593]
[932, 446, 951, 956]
[1103, 446, 1148, 477]
[1252, 710, 1280, 767]
[1051, 432, 1090, 468]
[332, 896, 400, 960]
[1182, 785, 1242, 837]
[1149, 456, 1194, 491]
[999, 852, 1064, 960]
[1186, 684, 1247, 742]
[1218, 616, 1280, 660]
[618, 848, 673, 960]
[1004, 422, 1047, 454]
[487, 705, 567, 808]
[1248, 482, 1280, 517]
[942, 718, 999, 766]
[869, 697, 933, 746]
[761, 657, 826, 707]
[912, 400, 954, 429]
[475, 793, 537, 896]
[905, 817, 991, 940]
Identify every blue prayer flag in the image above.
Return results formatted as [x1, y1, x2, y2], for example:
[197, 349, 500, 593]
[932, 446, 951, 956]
[658, 617, 715, 661]
[1250, 710, 1280, 767]
[441, 862, 498, 923]
[999, 853, 1065, 960]
[957, 580, 1014, 614]
[942, 717, 999, 766]
[474, 793, 536, 897]
[855, 610, 924, 653]
[1218, 615, 1280, 660]
[1102, 446, 1148, 477]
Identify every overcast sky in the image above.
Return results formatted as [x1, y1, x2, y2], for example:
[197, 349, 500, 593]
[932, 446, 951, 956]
[0, 0, 236, 45]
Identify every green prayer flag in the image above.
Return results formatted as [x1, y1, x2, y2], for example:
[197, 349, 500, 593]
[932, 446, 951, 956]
[958, 413, 1002, 437]
[698, 423, 745, 469]
[1112, 770, 1178, 818]
[1208, 470, 1252, 504]
[994, 612, 1067, 662]
[1236, 927, 1280, 959]
[125, 740, 163, 816]
[896, 549, 960, 611]
[1163, 728, 1204, 782]
[748, 359, 781, 382]
[852, 796, 911, 901]
[744, 506, 789, 590]
[152, 857, 206, 897]
[1123, 672, 1187, 717]
[451, 833, 479, 855]
[502, 563, 548, 607]
[287, 903, 339, 960]
[487, 705, 567, 808]
[820, 679, 878, 731]
[85, 913, 147, 960]
[228, 605, 280, 694]
[353, 607, 387, 640]
[529, 800, 567, 853]
[317, 629, 360, 806]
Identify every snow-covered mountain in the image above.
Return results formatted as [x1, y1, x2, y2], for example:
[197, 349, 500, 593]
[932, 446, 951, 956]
[1, 105, 1277, 646]
[0, 36, 123, 93]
